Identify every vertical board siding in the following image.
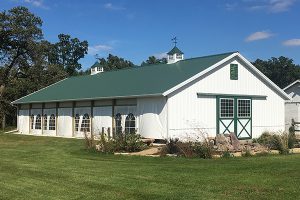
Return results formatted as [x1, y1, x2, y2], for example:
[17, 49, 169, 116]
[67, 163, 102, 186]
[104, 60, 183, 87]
[168, 58, 285, 139]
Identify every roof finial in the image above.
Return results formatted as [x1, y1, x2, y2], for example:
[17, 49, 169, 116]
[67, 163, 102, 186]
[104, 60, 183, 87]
[171, 36, 177, 47]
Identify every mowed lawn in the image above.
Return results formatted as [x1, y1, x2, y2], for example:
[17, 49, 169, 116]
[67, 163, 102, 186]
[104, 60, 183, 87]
[0, 133, 299, 200]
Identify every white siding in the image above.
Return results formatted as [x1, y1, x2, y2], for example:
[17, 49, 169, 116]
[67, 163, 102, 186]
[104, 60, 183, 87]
[57, 108, 72, 137]
[137, 97, 167, 139]
[93, 106, 112, 135]
[285, 82, 300, 101]
[168, 57, 285, 139]
[18, 109, 29, 134]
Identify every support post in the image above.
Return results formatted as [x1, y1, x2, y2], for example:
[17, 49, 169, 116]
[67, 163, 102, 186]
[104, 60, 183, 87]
[112, 99, 116, 138]
[29, 103, 32, 134]
[72, 101, 75, 137]
[55, 102, 59, 136]
[41, 103, 44, 135]
[91, 100, 94, 136]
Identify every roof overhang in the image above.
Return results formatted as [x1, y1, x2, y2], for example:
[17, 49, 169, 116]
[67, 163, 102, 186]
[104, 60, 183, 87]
[283, 80, 300, 91]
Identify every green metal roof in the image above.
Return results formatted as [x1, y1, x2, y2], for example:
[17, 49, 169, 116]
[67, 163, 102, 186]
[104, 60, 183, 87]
[13, 52, 235, 104]
[167, 46, 184, 55]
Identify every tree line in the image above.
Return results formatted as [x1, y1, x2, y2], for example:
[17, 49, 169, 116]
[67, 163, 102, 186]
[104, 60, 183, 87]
[1, 6, 300, 129]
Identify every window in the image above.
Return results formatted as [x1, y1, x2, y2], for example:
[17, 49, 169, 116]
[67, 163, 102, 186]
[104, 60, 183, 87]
[49, 114, 56, 130]
[169, 55, 174, 60]
[115, 113, 122, 134]
[176, 54, 182, 59]
[238, 99, 251, 118]
[35, 114, 41, 130]
[97, 66, 103, 72]
[125, 113, 135, 134]
[30, 114, 34, 129]
[220, 98, 234, 118]
[80, 113, 90, 132]
[43, 114, 47, 130]
[75, 114, 80, 131]
[230, 64, 238, 80]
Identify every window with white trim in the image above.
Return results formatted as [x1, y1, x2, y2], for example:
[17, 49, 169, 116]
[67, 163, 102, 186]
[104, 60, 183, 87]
[35, 114, 41, 130]
[49, 114, 56, 130]
[80, 113, 90, 132]
[220, 98, 234, 118]
[125, 113, 135, 134]
[238, 99, 251, 118]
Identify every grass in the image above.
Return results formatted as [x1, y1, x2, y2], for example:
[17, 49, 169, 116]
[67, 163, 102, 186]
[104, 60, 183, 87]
[0, 133, 299, 200]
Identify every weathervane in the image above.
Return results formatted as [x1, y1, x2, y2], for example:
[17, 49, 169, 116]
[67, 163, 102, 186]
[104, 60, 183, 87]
[171, 37, 178, 46]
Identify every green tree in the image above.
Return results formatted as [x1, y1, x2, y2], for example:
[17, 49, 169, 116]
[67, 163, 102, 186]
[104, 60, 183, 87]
[97, 54, 134, 71]
[252, 56, 300, 88]
[0, 6, 43, 129]
[48, 34, 88, 76]
[141, 56, 167, 66]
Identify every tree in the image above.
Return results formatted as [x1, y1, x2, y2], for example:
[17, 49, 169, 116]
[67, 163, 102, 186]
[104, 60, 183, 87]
[141, 56, 167, 66]
[252, 56, 300, 89]
[96, 54, 134, 71]
[0, 6, 43, 130]
[47, 34, 88, 76]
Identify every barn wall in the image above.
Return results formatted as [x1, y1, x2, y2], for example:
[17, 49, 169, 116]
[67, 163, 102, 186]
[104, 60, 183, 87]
[93, 106, 112, 135]
[167, 57, 285, 140]
[57, 108, 73, 137]
[137, 97, 167, 139]
[18, 109, 29, 134]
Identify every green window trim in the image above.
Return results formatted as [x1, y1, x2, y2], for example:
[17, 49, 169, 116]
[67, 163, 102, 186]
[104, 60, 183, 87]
[230, 64, 238, 80]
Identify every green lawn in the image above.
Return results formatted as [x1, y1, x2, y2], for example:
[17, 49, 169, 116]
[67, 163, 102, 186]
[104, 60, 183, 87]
[0, 133, 299, 200]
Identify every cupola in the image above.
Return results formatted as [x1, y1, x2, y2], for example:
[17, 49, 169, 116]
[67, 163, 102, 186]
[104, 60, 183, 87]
[90, 62, 104, 75]
[167, 37, 184, 64]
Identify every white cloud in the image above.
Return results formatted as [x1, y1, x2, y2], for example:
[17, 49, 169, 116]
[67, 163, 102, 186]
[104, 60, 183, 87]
[225, 3, 238, 11]
[269, 0, 295, 13]
[245, 31, 274, 42]
[283, 39, 300, 46]
[88, 44, 113, 55]
[23, 0, 48, 9]
[153, 52, 167, 59]
[104, 3, 125, 10]
[230, 0, 296, 13]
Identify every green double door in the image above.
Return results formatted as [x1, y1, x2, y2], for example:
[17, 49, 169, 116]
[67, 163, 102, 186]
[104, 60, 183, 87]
[217, 96, 252, 139]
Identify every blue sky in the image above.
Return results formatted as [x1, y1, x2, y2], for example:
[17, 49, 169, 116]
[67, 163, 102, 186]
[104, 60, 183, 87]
[1, 0, 300, 69]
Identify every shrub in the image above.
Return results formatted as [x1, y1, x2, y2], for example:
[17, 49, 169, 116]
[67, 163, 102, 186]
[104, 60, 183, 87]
[95, 132, 146, 153]
[161, 137, 213, 159]
[288, 127, 296, 149]
[83, 131, 96, 150]
[221, 150, 232, 158]
[255, 151, 270, 157]
[256, 131, 289, 154]
[192, 141, 213, 159]
[242, 149, 252, 157]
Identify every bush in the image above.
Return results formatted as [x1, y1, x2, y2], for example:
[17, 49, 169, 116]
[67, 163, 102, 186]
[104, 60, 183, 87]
[288, 128, 296, 149]
[221, 150, 232, 158]
[96, 132, 146, 153]
[83, 131, 96, 150]
[242, 149, 252, 157]
[161, 138, 213, 159]
[255, 131, 289, 154]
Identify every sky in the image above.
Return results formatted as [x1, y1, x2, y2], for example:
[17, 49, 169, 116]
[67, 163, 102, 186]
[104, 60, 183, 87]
[1, 0, 300, 70]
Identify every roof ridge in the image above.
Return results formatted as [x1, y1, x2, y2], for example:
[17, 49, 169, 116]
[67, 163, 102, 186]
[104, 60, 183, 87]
[178, 51, 237, 63]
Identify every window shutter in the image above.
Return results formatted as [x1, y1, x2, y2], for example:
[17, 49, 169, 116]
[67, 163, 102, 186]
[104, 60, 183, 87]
[230, 64, 238, 80]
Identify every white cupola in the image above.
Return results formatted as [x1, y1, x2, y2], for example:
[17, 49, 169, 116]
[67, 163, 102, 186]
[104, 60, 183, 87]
[90, 62, 104, 75]
[167, 46, 184, 64]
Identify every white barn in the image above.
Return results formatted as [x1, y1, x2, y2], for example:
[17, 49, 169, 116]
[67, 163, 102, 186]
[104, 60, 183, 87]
[13, 47, 290, 140]
[284, 80, 300, 131]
